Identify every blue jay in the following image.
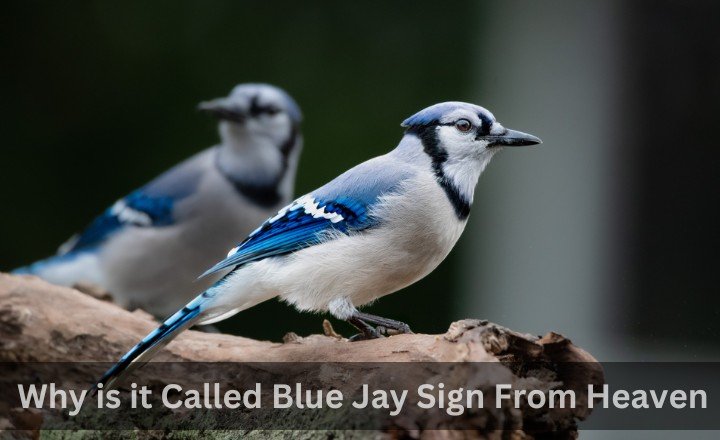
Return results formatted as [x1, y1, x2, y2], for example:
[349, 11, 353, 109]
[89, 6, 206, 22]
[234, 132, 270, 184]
[96, 101, 541, 389]
[13, 83, 303, 317]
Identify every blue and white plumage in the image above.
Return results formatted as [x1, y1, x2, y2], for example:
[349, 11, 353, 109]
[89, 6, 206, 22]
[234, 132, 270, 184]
[96, 101, 541, 389]
[13, 83, 303, 316]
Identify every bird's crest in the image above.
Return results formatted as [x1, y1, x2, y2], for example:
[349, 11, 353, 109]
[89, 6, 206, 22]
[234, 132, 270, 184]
[230, 83, 303, 124]
[401, 102, 492, 128]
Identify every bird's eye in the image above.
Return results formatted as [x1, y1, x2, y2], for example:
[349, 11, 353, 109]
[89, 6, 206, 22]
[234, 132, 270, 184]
[265, 107, 281, 116]
[455, 119, 472, 133]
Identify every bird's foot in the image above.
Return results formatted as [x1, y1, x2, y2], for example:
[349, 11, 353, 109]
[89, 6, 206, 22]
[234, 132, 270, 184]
[346, 312, 413, 341]
[347, 316, 383, 341]
[347, 332, 374, 342]
[355, 312, 413, 335]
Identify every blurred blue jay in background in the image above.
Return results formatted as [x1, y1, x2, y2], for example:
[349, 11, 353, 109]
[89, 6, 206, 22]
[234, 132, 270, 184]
[97, 101, 541, 389]
[14, 83, 303, 317]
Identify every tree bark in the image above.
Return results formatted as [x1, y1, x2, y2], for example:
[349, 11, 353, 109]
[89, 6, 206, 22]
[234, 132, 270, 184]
[0, 273, 603, 438]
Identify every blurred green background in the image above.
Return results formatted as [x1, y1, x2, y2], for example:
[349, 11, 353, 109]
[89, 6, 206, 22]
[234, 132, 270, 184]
[2, 0, 719, 375]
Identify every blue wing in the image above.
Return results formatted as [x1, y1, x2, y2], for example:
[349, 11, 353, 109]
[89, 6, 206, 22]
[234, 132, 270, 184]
[14, 188, 181, 275]
[60, 151, 205, 254]
[201, 154, 413, 277]
[200, 194, 373, 277]
[61, 190, 175, 253]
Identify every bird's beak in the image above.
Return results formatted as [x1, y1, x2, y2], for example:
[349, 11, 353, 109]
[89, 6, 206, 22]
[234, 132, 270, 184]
[198, 99, 246, 123]
[482, 128, 542, 147]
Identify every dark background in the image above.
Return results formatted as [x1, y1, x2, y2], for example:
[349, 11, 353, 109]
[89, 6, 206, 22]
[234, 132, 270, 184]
[1, 1, 718, 360]
[622, 2, 720, 348]
[1, 1, 477, 339]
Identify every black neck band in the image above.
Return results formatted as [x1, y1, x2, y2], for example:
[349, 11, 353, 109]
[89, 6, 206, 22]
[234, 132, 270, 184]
[218, 126, 298, 208]
[407, 125, 471, 220]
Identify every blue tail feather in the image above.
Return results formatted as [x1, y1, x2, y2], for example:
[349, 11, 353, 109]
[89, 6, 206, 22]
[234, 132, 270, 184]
[94, 297, 206, 391]
[11, 266, 33, 275]
[12, 251, 88, 276]
[12, 258, 56, 275]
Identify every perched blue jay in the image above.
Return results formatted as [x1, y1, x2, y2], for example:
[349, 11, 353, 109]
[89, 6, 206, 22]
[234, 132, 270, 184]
[97, 101, 541, 389]
[14, 83, 303, 317]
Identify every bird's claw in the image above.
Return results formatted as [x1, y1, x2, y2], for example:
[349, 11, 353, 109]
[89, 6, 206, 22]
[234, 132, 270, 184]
[346, 313, 412, 341]
[384, 323, 413, 335]
[348, 323, 413, 341]
[348, 326, 384, 342]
